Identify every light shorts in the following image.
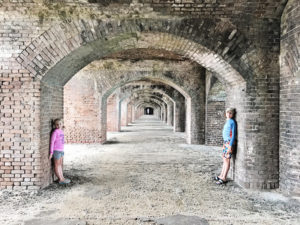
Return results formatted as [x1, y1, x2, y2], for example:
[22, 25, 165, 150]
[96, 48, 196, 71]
[222, 141, 232, 159]
[53, 150, 64, 160]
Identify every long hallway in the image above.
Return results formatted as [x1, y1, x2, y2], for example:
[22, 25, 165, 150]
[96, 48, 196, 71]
[0, 116, 299, 225]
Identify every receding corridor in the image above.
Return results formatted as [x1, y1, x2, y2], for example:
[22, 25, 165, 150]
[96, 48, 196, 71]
[0, 116, 299, 225]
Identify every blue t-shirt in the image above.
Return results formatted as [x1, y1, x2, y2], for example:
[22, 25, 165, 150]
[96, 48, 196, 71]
[222, 118, 236, 146]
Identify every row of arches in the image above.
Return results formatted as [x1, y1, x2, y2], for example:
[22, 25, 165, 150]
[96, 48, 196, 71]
[2, 16, 285, 193]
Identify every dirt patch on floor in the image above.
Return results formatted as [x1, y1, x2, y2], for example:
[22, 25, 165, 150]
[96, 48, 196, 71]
[1, 116, 299, 225]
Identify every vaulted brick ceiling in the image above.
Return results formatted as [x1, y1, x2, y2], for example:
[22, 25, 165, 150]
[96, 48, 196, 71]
[104, 49, 187, 61]
[87, 0, 288, 19]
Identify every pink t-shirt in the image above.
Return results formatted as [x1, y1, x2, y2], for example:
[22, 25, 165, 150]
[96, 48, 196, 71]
[50, 129, 64, 154]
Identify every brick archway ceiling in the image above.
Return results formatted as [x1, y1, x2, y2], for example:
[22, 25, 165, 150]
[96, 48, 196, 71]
[103, 55, 189, 98]
[103, 48, 187, 61]
[100, 66, 193, 100]
[130, 94, 168, 105]
[18, 18, 248, 87]
[135, 99, 164, 109]
[131, 93, 167, 103]
[131, 95, 171, 107]
[122, 89, 175, 104]
[134, 99, 164, 108]
[136, 102, 161, 111]
[89, 0, 287, 19]
[119, 80, 185, 101]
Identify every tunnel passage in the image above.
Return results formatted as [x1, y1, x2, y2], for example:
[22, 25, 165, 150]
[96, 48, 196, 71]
[144, 107, 154, 115]
[1, 2, 295, 196]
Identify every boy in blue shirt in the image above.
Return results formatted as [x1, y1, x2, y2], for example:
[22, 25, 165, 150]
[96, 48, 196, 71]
[215, 108, 236, 185]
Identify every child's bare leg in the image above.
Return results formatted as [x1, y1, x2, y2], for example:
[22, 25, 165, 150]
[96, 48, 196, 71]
[219, 156, 226, 178]
[54, 159, 64, 181]
[61, 157, 63, 171]
[222, 158, 231, 181]
[58, 158, 65, 181]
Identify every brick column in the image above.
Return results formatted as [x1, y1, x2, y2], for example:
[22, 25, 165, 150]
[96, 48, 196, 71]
[185, 69, 206, 144]
[174, 99, 185, 132]
[127, 103, 133, 124]
[163, 104, 168, 123]
[121, 100, 128, 126]
[154, 107, 160, 119]
[107, 94, 120, 132]
[40, 82, 64, 188]
[280, 0, 300, 195]
[167, 101, 174, 126]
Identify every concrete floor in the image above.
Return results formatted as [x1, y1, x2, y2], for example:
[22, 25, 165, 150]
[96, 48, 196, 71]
[0, 116, 299, 225]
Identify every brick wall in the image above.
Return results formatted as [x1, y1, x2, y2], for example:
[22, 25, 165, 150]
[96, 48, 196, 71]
[205, 101, 224, 146]
[68, 59, 206, 144]
[138, 0, 286, 18]
[205, 75, 226, 146]
[0, 1, 290, 192]
[107, 94, 120, 132]
[64, 71, 102, 143]
[280, 0, 300, 196]
[120, 100, 128, 126]
[127, 102, 133, 124]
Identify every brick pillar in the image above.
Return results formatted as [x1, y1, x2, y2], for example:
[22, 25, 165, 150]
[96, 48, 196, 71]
[107, 94, 120, 132]
[228, 76, 279, 189]
[40, 82, 64, 188]
[120, 100, 128, 126]
[156, 107, 161, 119]
[186, 68, 206, 144]
[186, 96, 205, 144]
[127, 103, 133, 124]
[280, 0, 300, 195]
[167, 101, 174, 126]
[139, 108, 143, 118]
[132, 105, 136, 122]
[163, 104, 168, 123]
[174, 99, 185, 132]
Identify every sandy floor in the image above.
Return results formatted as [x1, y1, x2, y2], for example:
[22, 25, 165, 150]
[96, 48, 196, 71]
[0, 116, 299, 225]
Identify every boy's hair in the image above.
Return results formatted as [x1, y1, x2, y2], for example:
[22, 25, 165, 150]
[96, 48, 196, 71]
[226, 107, 235, 114]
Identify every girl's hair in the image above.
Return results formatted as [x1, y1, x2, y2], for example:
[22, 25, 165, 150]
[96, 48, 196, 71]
[226, 107, 235, 114]
[53, 118, 62, 126]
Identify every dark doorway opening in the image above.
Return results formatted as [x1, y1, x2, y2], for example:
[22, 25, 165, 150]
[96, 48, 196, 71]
[144, 107, 154, 115]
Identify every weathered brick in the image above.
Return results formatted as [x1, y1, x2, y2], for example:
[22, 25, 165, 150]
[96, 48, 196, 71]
[0, 0, 296, 196]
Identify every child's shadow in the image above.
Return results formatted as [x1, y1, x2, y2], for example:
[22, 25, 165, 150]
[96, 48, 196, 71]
[49, 119, 56, 181]
[232, 113, 238, 180]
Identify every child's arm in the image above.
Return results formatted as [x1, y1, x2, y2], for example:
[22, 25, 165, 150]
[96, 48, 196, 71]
[229, 121, 236, 147]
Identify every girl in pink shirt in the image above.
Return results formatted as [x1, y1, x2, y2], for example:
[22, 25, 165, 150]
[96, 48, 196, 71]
[49, 118, 70, 184]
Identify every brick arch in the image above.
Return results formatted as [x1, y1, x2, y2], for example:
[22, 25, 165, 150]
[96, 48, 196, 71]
[102, 75, 191, 100]
[125, 91, 175, 125]
[15, 18, 279, 190]
[135, 101, 162, 119]
[17, 18, 247, 87]
[120, 84, 184, 102]
[119, 82, 186, 129]
[133, 96, 167, 107]
[120, 88, 175, 104]
[101, 75, 191, 141]
[120, 89, 175, 122]
[129, 93, 172, 110]
[120, 93, 169, 126]
[118, 86, 184, 129]
[134, 99, 166, 113]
